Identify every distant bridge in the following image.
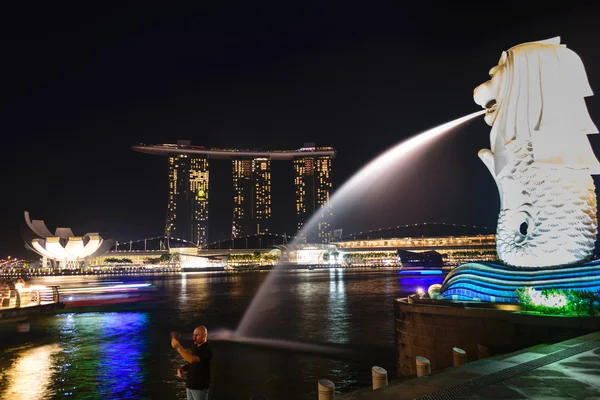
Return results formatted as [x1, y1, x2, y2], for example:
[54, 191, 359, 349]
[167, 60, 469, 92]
[113, 236, 198, 252]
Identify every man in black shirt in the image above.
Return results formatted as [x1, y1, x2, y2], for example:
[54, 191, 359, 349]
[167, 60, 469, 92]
[171, 325, 213, 400]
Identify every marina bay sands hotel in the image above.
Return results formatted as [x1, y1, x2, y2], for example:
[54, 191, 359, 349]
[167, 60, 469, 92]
[132, 141, 335, 247]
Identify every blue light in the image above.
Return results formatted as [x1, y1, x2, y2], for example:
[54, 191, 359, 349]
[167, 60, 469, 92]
[418, 270, 443, 275]
[97, 312, 149, 398]
[439, 260, 600, 303]
[398, 270, 442, 275]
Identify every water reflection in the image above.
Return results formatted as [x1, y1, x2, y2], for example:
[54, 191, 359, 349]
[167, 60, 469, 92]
[51, 312, 149, 399]
[177, 274, 209, 311]
[97, 313, 149, 398]
[327, 269, 348, 343]
[180, 272, 187, 301]
[0, 271, 421, 399]
[2, 343, 63, 399]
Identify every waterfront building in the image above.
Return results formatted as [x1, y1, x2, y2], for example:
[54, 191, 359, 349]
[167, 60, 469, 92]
[275, 243, 339, 265]
[23, 211, 113, 269]
[293, 143, 334, 242]
[165, 142, 209, 246]
[91, 236, 211, 268]
[333, 223, 498, 267]
[132, 142, 336, 243]
[70, 223, 497, 271]
[232, 157, 271, 237]
[89, 236, 228, 270]
[253, 158, 272, 234]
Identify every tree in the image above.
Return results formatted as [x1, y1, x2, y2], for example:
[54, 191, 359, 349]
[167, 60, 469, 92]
[331, 251, 340, 262]
[145, 257, 161, 265]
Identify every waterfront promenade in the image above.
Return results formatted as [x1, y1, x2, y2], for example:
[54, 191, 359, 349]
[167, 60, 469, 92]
[341, 331, 600, 399]
[0, 286, 63, 321]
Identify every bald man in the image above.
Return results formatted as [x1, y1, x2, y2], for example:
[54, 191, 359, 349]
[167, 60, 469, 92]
[171, 325, 213, 400]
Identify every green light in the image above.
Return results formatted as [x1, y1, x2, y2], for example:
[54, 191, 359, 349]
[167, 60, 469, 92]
[525, 287, 567, 308]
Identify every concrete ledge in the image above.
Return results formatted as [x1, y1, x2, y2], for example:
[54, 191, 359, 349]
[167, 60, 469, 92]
[394, 298, 600, 376]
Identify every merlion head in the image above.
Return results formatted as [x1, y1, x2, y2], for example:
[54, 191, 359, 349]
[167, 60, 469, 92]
[474, 36, 598, 176]
[473, 37, 599, 268]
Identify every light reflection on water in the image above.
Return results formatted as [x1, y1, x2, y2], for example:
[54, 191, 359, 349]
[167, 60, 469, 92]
[0, 271, 443, 399]
[97, 313, 149, 398]
[327, 269, 348, 344]
[0, 312, 150, 400]
[54, 312, 149, 399]
[1, 343, 62, 399]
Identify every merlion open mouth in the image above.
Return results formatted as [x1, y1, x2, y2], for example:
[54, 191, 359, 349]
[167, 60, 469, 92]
[485, 99, 497, 115]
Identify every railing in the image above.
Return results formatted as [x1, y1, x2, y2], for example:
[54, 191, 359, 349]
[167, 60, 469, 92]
[0, 286, 60, 309]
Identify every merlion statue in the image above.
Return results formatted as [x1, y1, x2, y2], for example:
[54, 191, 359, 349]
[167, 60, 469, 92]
[473, 37, 599, 268]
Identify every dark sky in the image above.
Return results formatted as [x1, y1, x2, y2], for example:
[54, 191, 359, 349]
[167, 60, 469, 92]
[2, 2, 600, 258]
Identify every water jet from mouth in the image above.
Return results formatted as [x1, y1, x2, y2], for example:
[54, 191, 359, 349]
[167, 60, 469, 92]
[236, 109, 486, 338]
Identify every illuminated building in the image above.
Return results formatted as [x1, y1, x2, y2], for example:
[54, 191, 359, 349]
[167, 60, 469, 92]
[275, 243, 339, 265]
[232, 157, 271, 237]
[165, 144, 209, 246]
[89, 236, 203, 267]
[253, 158, 272, 234]
[334, 223, 498, 266]
[23, 211, 113, 269]
[294, 143, 334, 242]
[133, 142, 335, 242]
[232, 159, 252, 237]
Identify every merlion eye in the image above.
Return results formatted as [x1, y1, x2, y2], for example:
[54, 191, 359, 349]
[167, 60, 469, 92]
[519, 222, 528, 236]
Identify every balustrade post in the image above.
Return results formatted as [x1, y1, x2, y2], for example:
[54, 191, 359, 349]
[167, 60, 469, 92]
[372, 366, 388, 390]
[453, 347, 467, 367]
[318, 379, 335, 400]
[416, 356, 431, 378]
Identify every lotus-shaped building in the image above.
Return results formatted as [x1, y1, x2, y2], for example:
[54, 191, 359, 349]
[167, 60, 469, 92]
[24, 211, 114, 269]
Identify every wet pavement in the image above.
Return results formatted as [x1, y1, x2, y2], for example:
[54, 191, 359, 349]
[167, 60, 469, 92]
[340, 331, 600, 399]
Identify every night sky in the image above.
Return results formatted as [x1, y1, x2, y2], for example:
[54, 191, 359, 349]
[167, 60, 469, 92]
[2, 2, 600, 258]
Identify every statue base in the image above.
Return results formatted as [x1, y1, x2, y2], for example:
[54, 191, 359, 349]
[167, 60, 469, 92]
[394, 297, 600, 376]
[436, 260, 600, 303]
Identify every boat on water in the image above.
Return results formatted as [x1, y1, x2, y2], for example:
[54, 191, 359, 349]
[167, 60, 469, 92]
[397, 249, 445, 275]
[56, 282, 165, 313]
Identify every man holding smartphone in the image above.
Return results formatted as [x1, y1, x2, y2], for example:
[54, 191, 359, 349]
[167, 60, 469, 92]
[171, 325, 213, 400]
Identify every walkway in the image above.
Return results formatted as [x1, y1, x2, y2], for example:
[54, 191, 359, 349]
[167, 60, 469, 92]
[341, 331, 600, 399]
[0, 286, 63, 321]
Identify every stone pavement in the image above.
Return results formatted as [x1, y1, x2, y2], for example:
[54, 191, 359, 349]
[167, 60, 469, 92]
[340, 331, 600, 399]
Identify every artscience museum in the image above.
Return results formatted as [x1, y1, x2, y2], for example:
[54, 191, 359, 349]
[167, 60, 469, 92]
[24, 211, 113, 269]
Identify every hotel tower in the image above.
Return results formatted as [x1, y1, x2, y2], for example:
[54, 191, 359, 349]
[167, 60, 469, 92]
[293, 143, 334, 242]
[132, 141, 335, 245]
[232, 157, 272, 237]
[165, 146, 209, 246]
